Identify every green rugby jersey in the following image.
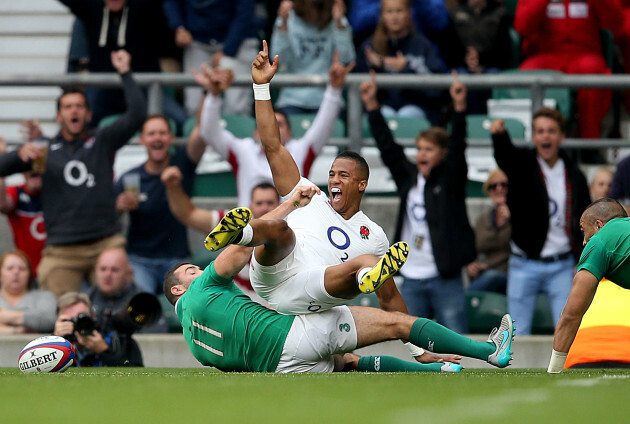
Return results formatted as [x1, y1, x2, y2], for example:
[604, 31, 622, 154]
[577, 218, 630, 287]
[176, 263, 295, 372]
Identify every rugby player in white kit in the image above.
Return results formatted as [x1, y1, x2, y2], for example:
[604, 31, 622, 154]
[204, 41, 411, 318]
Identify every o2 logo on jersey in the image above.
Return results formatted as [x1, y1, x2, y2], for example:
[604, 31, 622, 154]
[64, 160, 95, 188]
[29, 215, 46, 241]
[410, 203, 427, 222]
[327, 227, 350, 250]
[549, 198, 564, 228]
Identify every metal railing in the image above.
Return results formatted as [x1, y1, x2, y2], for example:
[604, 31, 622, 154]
[1, 72, 629, 151]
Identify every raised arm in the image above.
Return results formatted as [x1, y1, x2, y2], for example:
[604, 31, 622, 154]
[196, 64, 241, 159]
[161, 166, 218, 234]
[360, 71, 416, 189]
[97, 50, 147, 150]
[252, 40, 301, 196]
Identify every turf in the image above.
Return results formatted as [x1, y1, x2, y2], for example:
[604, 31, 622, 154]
[2, 368, 630, 423]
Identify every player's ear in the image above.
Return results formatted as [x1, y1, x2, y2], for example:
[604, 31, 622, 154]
[358, 180, 367, 193]
[171, 285, 187, 297]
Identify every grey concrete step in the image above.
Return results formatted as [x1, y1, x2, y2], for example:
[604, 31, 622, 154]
[0, 1, 69, 14]
[0, 57, 66, 73]
[0, 35, 69, 56]
[0, 15, 73, 35]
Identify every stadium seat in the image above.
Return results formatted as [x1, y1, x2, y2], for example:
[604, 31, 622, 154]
[509, 27, 523, 69]
[465, 290, 508, 334]
[344, 293, 380, 308]
[600, 29, 615, 70]
[182, 116, 197, 138]
[288, 114, 346, 138]
[192, 171, 237, 197]
[491, 70, 572, 119]
[158, 295, 182, 333]
[190, 247, 219, 269]
[221, 114, 256, 138]
[503, 0, 518, 17]
[532, 293, 555, 335]
[97, 114, 177, 135]
[362, 115, 432, 139]
[465, 115, 526, 140]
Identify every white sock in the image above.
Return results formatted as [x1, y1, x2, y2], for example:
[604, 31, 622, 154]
[235, 224, 253, 246]
[356, 267, 372, 284]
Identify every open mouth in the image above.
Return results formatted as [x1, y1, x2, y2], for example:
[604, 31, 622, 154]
[541, 143, 552, 150]
[331, 187, 342, 202]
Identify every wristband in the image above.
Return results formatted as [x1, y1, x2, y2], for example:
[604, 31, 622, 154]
[253, 83, 271, 101]
[547, 349, 567, 374]
[405, 342, 425, 357]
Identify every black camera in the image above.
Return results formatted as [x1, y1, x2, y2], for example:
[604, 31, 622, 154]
[63, 312, 97, 342]
[101, 293, 163, 335]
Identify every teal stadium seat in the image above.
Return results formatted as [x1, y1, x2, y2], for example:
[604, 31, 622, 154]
[465, 115, 526, 140]
[221, 114, 257, 138]
[491, 69, 573, 119]
[98, 114, 177, 135]
[362, 115, 432, 139]
[182, 116, 197, 138]
[465, 291, 508, 334]
[183, 115, 257, 139]
[532, 293, 555, 334]
[288, 113, 346, 138]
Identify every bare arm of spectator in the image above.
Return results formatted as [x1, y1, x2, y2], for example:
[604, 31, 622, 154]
[197, 65, 242, 160]
[185, 121, 206, 164]
[162, 166, 217, 234]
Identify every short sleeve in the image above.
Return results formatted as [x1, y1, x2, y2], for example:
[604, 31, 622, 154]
[577, 238, 608, 282]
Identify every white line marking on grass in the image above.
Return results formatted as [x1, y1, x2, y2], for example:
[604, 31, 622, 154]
[393, 389, 548, 424]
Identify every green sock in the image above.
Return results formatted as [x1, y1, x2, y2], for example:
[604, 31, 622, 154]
[357, 355, 445, 372]
[409, 318, 494, 361]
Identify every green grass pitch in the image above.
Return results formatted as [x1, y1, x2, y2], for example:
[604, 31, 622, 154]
[2, 368, 630, 423]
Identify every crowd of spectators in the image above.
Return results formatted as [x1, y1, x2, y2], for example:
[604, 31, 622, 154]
[2, 0, 630, 347]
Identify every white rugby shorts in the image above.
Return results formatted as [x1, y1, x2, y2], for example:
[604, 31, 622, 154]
[275, 306, 358, 373]
[250, 239, 348, 314]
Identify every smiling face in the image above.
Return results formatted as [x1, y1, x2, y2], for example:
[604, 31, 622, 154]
[381, 0, 411, 37]
[328, 157, 367, 218]
[0, 253, 31, 296]
[140, 117, 175, 165]
[416, 137, 447, 178]
[56, 93, 91, 140]
[532, 116, 563, 166]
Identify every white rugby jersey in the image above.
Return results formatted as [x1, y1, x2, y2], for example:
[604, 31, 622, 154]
[200, 86, 342, 206]
[285, 177, 390, 265]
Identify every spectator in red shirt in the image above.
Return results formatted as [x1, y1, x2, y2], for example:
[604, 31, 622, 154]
[514, 0, 624, 139]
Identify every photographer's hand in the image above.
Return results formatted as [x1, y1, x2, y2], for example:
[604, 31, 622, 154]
[53, 315, 75, 338]
[76, 330, 109, 354]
